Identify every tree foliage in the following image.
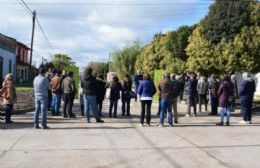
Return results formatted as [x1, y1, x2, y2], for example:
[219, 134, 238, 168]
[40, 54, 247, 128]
[135, 26, 193, 75]
[202, 0, 253, 43]
[186, 0, 260, 75]
[87, 61, 108, 77]
[52, 54, 76, 70]
[111, 41, 143, 78]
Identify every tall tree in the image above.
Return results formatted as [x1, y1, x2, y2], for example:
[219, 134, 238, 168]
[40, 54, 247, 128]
[86, 61, 109, 77]
[52, 54, 75, 70]
[186, 0, 259, 75]
[111, 41, 143, 78]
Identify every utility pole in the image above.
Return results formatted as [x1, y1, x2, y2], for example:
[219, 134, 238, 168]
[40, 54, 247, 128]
[108, 53, 111, 72]
[29, 10, 36, 83]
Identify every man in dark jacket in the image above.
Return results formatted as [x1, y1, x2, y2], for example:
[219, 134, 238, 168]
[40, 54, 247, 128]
[171, 74, 180, 124]
[185, 74, 197, 117]
[239, 72, 256, 124]
[81, 68, 104, 123]
[158, 73, 175, 127]
[96, 75, 106, 117]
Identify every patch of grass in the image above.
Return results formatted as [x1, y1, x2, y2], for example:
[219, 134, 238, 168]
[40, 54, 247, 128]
[16, 86, 33, 91]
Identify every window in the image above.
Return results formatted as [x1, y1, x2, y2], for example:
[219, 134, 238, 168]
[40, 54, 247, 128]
[9, 59, 12, 73]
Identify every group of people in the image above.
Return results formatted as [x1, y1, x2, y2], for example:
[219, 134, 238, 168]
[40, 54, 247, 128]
[0, 67, 256, 129]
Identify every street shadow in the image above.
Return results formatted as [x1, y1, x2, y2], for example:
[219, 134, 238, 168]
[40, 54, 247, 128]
[0, 121, 33, 129]
[49, 126, 135, 130]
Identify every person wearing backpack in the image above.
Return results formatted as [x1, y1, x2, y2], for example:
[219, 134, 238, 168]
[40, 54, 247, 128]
[197, 76, 208, 113]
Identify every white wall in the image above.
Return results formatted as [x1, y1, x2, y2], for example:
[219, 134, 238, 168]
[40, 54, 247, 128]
[0, 48, 16, 80]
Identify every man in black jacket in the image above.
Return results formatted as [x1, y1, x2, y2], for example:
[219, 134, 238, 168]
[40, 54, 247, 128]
[81, 68, 104, 123]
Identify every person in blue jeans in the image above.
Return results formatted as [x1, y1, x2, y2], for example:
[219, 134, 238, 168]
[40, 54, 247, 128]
[50, 70, 62, 116]
[33, 68, 50, 129]
[138, 73, 156, 126]
[1, 74, 16, 124]
[81, 67, 104, 123]
[158, 73, 175, 127]
[216, 75, 234, 126]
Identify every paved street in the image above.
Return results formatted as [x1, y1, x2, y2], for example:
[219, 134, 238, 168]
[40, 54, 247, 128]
[1, 100, 260, 168]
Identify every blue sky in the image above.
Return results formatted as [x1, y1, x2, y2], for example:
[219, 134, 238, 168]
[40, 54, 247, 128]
[0, 0, 213, 69]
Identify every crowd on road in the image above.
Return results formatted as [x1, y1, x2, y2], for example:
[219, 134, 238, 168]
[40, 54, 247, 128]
[0, 67, 256, 129]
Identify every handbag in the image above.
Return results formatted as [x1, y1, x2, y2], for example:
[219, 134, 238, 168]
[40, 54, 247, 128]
[128, 91, 136, 99]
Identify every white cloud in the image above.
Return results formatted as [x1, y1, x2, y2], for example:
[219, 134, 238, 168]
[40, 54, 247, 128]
[0, 0, 212, 69]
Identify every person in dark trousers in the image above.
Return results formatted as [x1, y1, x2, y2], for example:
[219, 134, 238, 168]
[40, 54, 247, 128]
[197, 76, 208, 113]
[208, 74, 220, 116]
[134, 70, 143, 101]
[216, 75, 234, 126]
[185, 74, 197, 117]
[171, 74, 180, 124]
[81, 68, 104, 123]
[178, 74, 185, 102]
[107, 76, 122, 118]
[156, 78, 164, 116]
[239, 72, 256, 124]
[121, 74, 132, 117]
[96, 75, 106, 117]
[158, 73, 175, 127]
[62, 71, 76, 118]
[138, 73, 156, 126]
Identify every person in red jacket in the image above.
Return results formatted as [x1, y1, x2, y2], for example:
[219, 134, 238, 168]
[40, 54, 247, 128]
[216, 75, 234, 126]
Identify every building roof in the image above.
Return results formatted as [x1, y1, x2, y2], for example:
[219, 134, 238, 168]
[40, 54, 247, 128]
[0, 33, 16, 53]
[16, 41, 30, 50]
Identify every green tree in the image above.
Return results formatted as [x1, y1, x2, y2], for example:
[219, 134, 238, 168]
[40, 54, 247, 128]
[111, 41, 143, 78]
[202, 0, 255, 43]
[87, 61, 109, 77]
[135, 26, 193, 75]
[52, 54, 75, 70]
[186, 0, 260, 75]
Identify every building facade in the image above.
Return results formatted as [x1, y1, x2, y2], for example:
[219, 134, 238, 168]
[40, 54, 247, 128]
[0, 33, 16, 84]
[16, 42, 30, 84]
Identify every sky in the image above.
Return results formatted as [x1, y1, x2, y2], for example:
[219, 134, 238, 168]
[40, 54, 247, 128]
[0, 0, 213, 69]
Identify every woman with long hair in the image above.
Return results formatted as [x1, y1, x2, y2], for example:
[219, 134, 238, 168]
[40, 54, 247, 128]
[0, 74, 16, 124]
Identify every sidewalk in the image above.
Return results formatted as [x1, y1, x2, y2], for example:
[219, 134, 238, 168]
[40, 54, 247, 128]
[0, 100, 260, 168]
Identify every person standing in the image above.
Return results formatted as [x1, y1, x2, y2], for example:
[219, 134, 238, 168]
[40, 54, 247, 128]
[208, 75, 220, 116]
[185, 75, 197, 117]
[81, 68, 104, 123]
[216, 75, 234, 126]
[158, 73, 174, 127]
[138, 73, 156, 126]
[50, 70, 62, 116]
[197, 76, 208, 113]
[178, 74, 185, 102]
[62, 71, 76, 118]
[96, 75, 106, 117]
[33, 68, 49, 129]
[107, 76, 122, 118]
[121, 74, 132, 117]
[134, 70, 143, 101]
[171, 74, 180, 124]
[239, 72, 256, 124]
[0, 74, 16, 124]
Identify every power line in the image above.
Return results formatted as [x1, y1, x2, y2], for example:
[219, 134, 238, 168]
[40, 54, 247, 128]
[19, 0, 33, 13]
[36, 16, 54, 49]
[16, 0, 32, 16]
